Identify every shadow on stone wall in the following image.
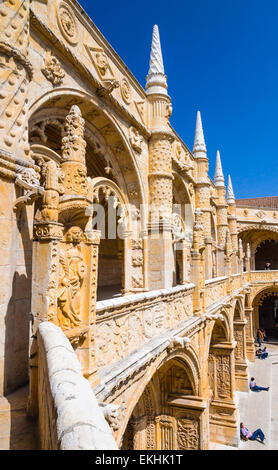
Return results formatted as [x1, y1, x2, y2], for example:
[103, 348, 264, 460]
[4, 205, 33, 447]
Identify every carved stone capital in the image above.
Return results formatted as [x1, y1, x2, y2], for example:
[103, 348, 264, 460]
[33, 222, 64, 241]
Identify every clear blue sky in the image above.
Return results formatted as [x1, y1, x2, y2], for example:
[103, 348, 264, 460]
[78, 0, 278, 199]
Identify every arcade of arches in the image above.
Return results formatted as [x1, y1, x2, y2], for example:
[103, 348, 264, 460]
[1, 0, 278, 451]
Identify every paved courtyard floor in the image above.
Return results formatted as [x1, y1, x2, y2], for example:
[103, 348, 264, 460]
[0, 386, 37, 450]
[237, 342, 278, 450]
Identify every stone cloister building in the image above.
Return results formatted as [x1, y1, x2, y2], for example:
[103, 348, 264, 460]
[1, 0, 278, 450]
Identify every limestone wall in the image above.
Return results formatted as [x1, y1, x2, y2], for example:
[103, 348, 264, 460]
[37, 321, 118, 450]
[0, 179, 33, 396]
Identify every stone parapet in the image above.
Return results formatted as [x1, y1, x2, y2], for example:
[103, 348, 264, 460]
[36, 321, 118, 450]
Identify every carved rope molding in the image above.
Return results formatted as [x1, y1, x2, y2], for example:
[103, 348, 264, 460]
[0, 41, 34, 81]
[0, 150, 38, 181]
[30, 10, 151, 140]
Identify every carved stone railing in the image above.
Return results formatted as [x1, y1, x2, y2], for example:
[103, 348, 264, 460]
[231, 273, 242, 292]
[204, 276, 228, 308]
[95, 284, 195, 369]
[249, 270, 278, 283]
[37, 321, 117, 450]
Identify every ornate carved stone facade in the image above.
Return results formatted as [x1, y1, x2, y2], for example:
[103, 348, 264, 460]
[0, 0, 276, 451]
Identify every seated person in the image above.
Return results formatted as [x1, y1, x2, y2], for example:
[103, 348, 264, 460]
[249, 377, 269, 392]
[256, 348, 268, 359]
[240, 423, 265, 443]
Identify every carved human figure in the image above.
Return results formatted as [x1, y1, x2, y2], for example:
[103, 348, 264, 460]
[95, 51, 109, 76]
[57, 227, 87, 329]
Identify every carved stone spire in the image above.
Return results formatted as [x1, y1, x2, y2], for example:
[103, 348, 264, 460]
[146, 25, 168, 96]
[61, 105, 88, 197]
[226, 174, 235, 205]
[193, 111, 207, 157]
[62, 105, 86, 164]
[214, 150, 225, 187]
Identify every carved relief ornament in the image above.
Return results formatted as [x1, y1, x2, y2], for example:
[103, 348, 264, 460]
[129, 126, 143, 154]
[121, 77, 132, 104]
[42, 50, 65, 86]
[57, 2, 79, 45]
[85, 45, 115, 81]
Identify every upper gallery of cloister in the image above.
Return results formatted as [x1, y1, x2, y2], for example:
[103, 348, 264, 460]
[1, 0, 278, 451]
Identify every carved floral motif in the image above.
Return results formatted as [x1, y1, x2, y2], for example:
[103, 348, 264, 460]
[121, 78, 132, 104]
[177, 415, 199, 450]
[42, 50, 65, 86]
[57, 2, 78, 45]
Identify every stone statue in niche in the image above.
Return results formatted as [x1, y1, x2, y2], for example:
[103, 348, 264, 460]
[57, 227, 87, 330]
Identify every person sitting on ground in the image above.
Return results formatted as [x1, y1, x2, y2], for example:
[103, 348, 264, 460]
[240, 422, 265, 443]
[249, 377, 269, 392]
[256, 348, 268, 359]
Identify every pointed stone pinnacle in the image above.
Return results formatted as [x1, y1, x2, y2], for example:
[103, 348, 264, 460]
[193, 111, 207, 156]
[148, 25, 164, 75]
[146, 25, 168, 96]
[227, 174, 235, 204]
[214, 150, 225, 187]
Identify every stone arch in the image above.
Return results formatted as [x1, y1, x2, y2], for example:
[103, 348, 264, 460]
[172, 171, 194, 285]
[239, 227, 278, 271]
[29, 89, 148, 297]
[252, 286, 278, 338]
[233, 298, 244, 321]
[28, 87, 146, 209]
[120, 346, 204, 450]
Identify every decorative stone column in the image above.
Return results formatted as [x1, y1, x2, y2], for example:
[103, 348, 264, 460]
[209, 342, 239, 447]
[214, 151, 228, 277]
[238, 239, 244, 275]
[28, 106, 102, 416]
[225, 230, 233, 295]
[227, 175, 238, 274]
[245, 243, 251, 280]
[148, 130, 174, 289]
[191, 210, 205, 314]
[193, 111, 213, 281]
[146, 25, 175, 290]
[234, 319, 249, 391]
[244, 292, 255, 361]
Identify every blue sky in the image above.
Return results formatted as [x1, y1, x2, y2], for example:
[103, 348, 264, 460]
[78, 0, 278, 199]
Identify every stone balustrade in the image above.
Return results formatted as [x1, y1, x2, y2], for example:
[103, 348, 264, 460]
[95, 284, 195, 369]
[231, 273, 242, 291]
[249, 270, 278, 283]
[37, 322, 118, 450]
[204, 276, 228, 308]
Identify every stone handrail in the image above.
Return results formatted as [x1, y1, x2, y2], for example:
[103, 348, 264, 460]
[204, 276, 228, 308]
[95, 284, 195, 369]
[37, 321, 118, 450]
[250, 270, 278, 283]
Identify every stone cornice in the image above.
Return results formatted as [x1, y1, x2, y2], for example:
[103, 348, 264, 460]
[30, 10, 151, 140]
